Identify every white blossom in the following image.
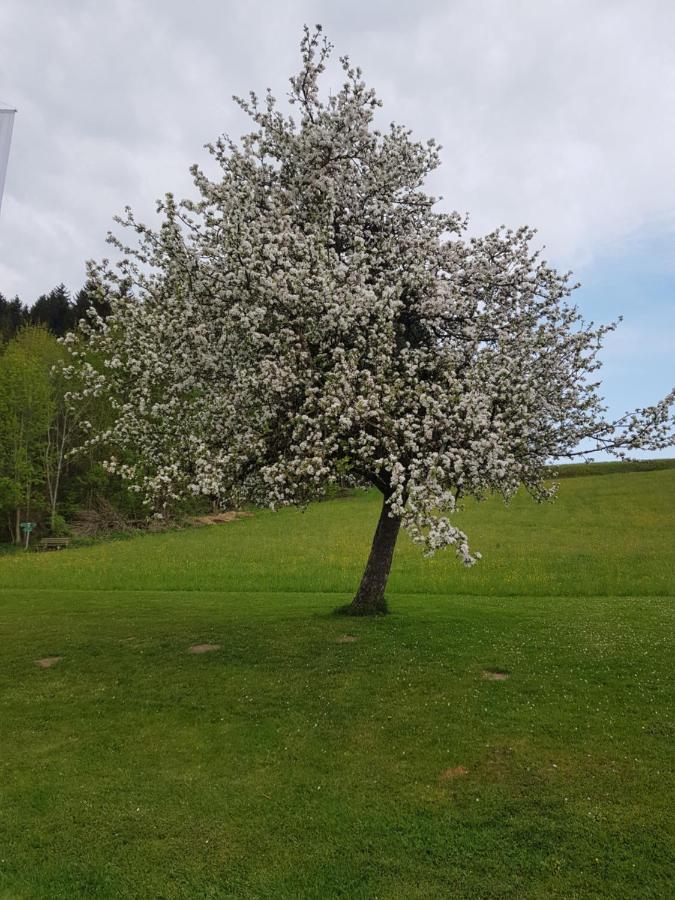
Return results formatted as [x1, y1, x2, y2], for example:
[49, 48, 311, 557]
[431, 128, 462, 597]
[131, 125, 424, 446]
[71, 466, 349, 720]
[65, 26, 674, 567]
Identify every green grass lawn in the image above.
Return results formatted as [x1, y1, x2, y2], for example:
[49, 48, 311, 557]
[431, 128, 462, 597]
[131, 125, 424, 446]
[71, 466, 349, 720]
[1, 468, 674, 898]
[3, 467, 675, 597]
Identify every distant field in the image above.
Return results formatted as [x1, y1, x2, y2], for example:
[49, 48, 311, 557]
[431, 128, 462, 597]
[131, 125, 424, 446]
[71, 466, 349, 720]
[0, 467, 673, 898]
[549, 457, 675, 478]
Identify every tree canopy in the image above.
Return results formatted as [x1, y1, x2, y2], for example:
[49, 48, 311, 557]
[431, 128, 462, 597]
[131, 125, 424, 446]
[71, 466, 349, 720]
[0, 281, 111, 344]
[66, 27, 674, 613]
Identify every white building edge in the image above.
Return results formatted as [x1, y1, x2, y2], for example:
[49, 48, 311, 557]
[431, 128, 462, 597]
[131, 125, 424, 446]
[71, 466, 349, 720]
[0, 102, 17, 215]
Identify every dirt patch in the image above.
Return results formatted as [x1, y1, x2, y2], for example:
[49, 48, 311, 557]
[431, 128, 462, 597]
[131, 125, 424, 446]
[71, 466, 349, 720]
[482, 744, 517, 780]
[336, 634, 359, 643]
[188, 643, 221, 654]
[34, 656, 62, 668]
[483, 669, 510, 681]
[440, 765, 469, 781]
[193, 511, 253, 526]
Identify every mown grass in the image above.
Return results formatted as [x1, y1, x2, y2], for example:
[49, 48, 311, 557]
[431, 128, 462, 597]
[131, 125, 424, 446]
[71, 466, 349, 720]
[0, 467, 673, 898]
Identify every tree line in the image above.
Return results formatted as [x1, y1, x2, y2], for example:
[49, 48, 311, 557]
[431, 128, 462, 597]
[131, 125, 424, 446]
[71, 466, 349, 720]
[0, 281, 111, 343]
[0, 282, 144, 546]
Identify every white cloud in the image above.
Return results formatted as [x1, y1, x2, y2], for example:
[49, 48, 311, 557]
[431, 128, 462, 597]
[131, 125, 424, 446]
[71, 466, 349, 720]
[1, 0, 674, 295]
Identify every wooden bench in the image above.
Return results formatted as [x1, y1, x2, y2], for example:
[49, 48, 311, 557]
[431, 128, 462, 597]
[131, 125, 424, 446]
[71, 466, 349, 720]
[38, 537, 71, 551]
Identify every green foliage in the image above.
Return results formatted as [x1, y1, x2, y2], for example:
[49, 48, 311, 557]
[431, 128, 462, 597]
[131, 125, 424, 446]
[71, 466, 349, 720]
[0, 326, 145, 541]
[0, 279, 112, 346]
[0, 292, 27, 343]
[49, 513, 69, 536]
[0, 326, 60, 540]
[29, 284, 74, 337]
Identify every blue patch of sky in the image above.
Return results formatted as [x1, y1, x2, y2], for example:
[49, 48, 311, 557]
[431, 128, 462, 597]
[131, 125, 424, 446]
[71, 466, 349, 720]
[565, 226, 674, 460]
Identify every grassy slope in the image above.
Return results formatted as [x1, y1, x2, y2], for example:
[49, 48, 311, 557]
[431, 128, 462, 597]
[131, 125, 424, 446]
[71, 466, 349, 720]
[0, 468, 673, 899]
[550, 457, 675, 478]
[3, 468, 675, 597]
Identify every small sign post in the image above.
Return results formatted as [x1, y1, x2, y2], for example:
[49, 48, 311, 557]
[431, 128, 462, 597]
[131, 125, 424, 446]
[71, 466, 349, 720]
[20, 521, 36, 550]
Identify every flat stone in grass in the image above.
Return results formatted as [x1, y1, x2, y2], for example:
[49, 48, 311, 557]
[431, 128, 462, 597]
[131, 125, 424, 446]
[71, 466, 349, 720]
[188, 643, 220, 654]
[336, 634, 358, 643]
[440, 765, 469, 781]
[193, 510, 254, 526]
[35, 656, 62, 668]
[483, 668, 510, 680]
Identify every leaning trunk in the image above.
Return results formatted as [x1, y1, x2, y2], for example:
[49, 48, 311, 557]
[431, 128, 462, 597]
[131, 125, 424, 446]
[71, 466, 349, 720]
[347, 493, 401, 616]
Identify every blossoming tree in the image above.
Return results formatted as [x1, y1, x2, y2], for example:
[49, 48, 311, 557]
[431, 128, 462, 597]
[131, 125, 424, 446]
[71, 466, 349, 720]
[66, 27, 674, 614]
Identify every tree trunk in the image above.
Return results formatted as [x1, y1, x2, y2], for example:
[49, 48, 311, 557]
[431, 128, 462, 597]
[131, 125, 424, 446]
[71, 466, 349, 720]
[47, 408, 69, 533]
[346, 493, 401, 616]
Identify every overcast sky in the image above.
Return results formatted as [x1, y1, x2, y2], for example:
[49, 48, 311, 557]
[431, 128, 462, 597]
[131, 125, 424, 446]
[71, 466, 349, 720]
[1, 0, 673, 442]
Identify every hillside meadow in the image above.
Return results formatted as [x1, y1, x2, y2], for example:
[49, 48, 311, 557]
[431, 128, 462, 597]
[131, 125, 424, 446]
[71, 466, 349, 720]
[0, 464, 673, 898]
[2, 466, 675, 597]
